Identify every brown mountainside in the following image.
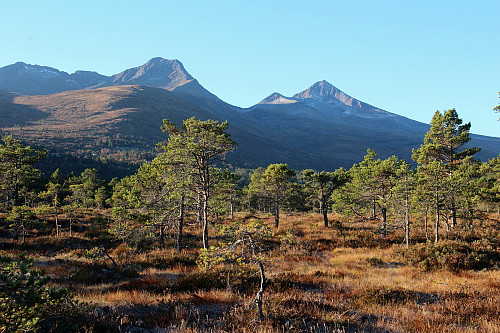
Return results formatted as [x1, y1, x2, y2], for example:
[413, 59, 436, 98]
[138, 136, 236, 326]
[0, 85, 214, 153]
[0, 85, 290, 175]
[1, 58, 499, 177]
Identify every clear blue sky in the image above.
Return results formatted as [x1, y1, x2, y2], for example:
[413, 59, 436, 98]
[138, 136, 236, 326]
[1, 0, 499, 137]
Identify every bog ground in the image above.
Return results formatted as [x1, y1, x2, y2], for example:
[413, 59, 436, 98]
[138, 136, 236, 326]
[1, 211, 498, 332]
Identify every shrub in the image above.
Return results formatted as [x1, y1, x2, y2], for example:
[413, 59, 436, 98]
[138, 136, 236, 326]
[365, 257, 384, 267]
[6, 206, 38, 243]
[358, 288, 439, 306]
[0, 256, 68, 332]
[401, 240, 499, 271]
[278, 227, 301, 248]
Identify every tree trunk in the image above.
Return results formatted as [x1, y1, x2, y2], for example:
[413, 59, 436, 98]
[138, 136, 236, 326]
[372, 198, 377, 220]
[21, 219, 26, 245]
[159, 219, 165, 247]
[55, 206, 59, 238]
[467, 202, 474, 232]
[321, 198, 328, 228]
[103, 247, 118, 267]
[177, 195, 184, 253]
[69, 216, 72, 237]
[424, 207, 429, 241]
[435, 192, 440, 243]
[230, 196, 234, 220]
[13, 178, 19, 207]
[450, 197, 457, 228]
[197, 194, 202, 226]
[381, 207, 387, 235]
[248, 234, 266, 320]
[255, 259, 266, 320]
[202, 192, 209, 249]
[405, 192, 410, 248]
[274, 200, 280, 228]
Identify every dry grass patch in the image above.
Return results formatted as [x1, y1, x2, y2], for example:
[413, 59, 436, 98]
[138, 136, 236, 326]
[1, 211, 498, 332]
[79, 289, 170, 306]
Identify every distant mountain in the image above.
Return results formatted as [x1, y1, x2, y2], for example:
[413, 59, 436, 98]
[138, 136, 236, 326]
[0, 62, 106, 95]
[0, 84, 290, 171]
[245, 81, 426, 168]
[0, 58, 499, 176]
[259, 92, 298, 105]
[0, 57, 217, 100]
[110, 58, 192, 88]
[109, 57, 218, 101]
[246, 80, 499, 168]
[258, 80, 390, 118]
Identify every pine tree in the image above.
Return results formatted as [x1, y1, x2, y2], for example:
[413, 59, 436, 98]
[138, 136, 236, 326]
[38, 180, 62, 237]
[210, 169, 240, 221]
[159, 117, 236, 249]
[66, 169, 104, 209]
[412, 109, 479, 168]
[135, 152, 192, 251]
[392, 161, 415, 248]
[454, 157, 482, 231]
[303, 168, 348, 227]
[471, 156, 500, 217]
[248, 164, 295, 228]
[0, 136, 46, 207]
[412, 109, 479, 241]
[334, 150, 401, 234]
[6, 206, 37, 244]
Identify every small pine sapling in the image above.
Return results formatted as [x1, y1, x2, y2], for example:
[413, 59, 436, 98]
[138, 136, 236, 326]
[198, 219, 273, 320]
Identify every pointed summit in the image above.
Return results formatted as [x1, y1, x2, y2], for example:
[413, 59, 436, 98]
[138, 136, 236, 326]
[0, 58, 218, 99]
[250, 80, 391, 118]
[258, 92, 297, 105]
[253, 81, 359, 108]
[112, 58, 194, 90]
[293, 80, 356, 106]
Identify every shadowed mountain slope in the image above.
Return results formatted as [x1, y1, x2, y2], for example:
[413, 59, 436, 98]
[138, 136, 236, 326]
[0, 58, 499, 175]
[0, 85, 290, 170]
[0, 86, 213, 150]
[245, 80, 499, 167]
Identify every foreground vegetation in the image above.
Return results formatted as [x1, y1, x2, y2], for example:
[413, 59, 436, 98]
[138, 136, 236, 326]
[0, 211, 498, 332]
[1, 108, 499, 332]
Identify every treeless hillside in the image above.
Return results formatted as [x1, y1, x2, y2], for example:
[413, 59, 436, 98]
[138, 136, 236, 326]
[0, 85, 214, 152]
[0, 85, 299, 174]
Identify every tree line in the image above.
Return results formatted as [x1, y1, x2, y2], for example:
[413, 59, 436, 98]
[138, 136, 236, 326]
[1, 110, 499, 250]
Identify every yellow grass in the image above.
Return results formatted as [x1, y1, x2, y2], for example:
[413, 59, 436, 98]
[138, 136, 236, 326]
[2, 211, 498, 332]
[79, 289, 175, 306]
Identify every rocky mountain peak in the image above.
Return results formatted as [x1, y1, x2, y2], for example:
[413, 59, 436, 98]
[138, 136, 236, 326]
[0, 58, 210, 97]
[255, 81, 358, 108]
[111, 58, 193, 90]
[11, 62, 64, 78]
[294, 80, 341, 99]
[293, 80, 360, 108]
[258, 92, 297, 105]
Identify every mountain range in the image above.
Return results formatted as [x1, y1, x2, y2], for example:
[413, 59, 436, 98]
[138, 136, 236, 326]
[0, 57, 499, 176]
